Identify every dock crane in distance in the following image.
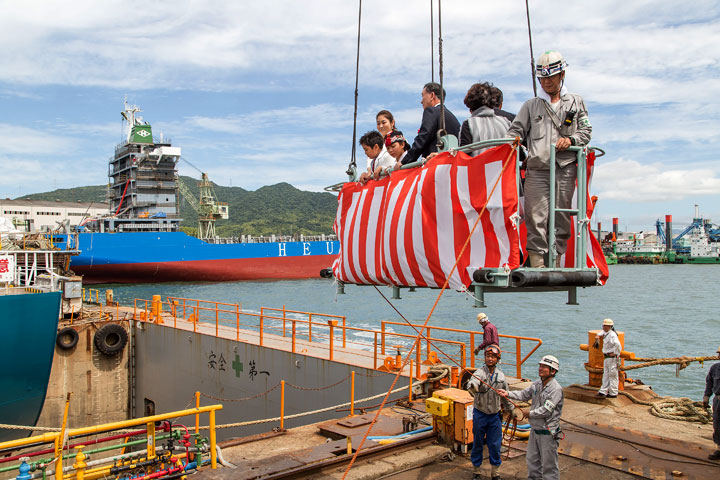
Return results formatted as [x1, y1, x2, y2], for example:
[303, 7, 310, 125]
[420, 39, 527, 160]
[176, 158, 229, 241]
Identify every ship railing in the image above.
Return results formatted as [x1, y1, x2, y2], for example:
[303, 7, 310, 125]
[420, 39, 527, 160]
[380, 321, 542, 379]
[0, 236, 79, 290]
[238, 234, 337, 243]
[0, 404, 224, 477]
[133, 297, 541, 378]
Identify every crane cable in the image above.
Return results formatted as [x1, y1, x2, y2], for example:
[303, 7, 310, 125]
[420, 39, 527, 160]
[430, 0, 434, 82]
[524, 0, 538, 97]
[347, 0, 363, 177]
[437, 0, 446, 136]
[341, 140, 524, 479]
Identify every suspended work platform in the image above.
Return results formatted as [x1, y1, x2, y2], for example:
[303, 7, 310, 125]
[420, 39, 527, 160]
[325, 138, 608, 306]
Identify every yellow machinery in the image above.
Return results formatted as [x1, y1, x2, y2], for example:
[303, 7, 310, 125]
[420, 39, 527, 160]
[425, 387, 474, 453]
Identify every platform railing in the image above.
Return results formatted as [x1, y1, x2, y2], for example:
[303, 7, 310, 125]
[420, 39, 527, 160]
[381, 320, 542, 379]
[132, 296, 542, 378]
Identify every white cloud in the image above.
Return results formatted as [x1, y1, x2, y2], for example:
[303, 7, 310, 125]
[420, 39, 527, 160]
[594, 158, 720, 202]
[0, 124, 75, 155]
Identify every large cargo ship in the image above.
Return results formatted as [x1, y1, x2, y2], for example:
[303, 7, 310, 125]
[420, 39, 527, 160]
[55, 103, 338, 284]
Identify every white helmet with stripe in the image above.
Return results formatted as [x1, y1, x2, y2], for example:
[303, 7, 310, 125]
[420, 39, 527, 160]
[539, 355, 560, 372]
[536, 50, 568, 78]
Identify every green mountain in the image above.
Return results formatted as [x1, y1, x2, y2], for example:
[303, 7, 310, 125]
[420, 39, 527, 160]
[18, 178, 339, 236]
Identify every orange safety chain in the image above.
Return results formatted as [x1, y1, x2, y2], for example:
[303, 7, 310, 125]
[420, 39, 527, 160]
[342, 140, 525, 479]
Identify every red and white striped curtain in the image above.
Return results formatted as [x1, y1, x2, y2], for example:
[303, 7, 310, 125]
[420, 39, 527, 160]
[332, 145, 521, 291]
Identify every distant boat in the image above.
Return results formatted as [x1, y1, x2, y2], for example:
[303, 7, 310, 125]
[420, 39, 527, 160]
[54, 102, 338, 284]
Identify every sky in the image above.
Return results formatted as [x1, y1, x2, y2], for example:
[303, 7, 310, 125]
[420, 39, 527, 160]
[0, 0, 718, 231]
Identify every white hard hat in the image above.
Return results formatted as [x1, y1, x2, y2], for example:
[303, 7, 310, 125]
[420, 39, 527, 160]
[536, 50, 568, 78]
[539, 355, 560, 372]
[717, 345, 720, 353]
[603, 318, 614, 327]
[477, 313, 488, 323]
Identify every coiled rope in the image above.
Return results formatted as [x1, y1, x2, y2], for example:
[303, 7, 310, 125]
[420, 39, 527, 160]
[567, 384, 712, 424]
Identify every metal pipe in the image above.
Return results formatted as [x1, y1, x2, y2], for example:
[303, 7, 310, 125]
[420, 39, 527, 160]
[665, 215, 673, 250]
[510, 270, 598, 287]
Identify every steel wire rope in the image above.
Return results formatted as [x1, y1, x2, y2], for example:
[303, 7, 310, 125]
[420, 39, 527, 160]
[559, 417, 720, 469]
[430, 0, 434, 82]
[437, 0, 446, 135]
[341, 140, 523, 479]
[347, 0, 362, 176]
[198, 385, 410, 430]
[524, 0, 537, 97]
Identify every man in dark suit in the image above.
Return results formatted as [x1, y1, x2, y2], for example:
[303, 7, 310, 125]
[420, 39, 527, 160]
[401, 82, 460, 165]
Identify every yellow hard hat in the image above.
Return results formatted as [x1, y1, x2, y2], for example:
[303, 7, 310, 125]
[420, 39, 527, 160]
[477, 313, 488, 323]
[602, 318, 614, 327]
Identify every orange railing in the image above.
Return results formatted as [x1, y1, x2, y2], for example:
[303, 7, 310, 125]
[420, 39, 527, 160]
[132, 296, 542, 378]
[381, 321, 542, 378]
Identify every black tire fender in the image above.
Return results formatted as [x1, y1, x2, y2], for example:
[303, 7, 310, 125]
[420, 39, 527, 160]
[56, 327, 79, 350]
[94, 324, 128, 356]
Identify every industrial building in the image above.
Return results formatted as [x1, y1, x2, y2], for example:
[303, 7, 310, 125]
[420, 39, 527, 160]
[0, 199, 108, 232]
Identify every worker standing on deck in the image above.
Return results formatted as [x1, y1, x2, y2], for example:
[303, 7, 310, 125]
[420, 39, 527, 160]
[466, 344, 521, 480]
[498, 355, 564, 480]
[474, 313, 499, 355]
[506, 51, 592, 268]
[704, 344, 720, 460]
[596, 318, 621, 398]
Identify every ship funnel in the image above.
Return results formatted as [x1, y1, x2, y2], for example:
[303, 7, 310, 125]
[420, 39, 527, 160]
[665, 215, 672, 250]
[694, 204, 699, 220]
[612, 217, 619, 240]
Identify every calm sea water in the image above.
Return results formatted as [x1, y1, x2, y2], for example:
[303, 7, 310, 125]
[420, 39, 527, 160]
[102, 264, 718, 400]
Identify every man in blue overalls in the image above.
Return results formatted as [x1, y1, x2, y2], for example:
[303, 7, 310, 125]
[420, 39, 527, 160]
[467, 344, 521, 480]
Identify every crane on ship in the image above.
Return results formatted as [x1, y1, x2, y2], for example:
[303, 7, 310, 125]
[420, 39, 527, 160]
[176, 158, 229, 241]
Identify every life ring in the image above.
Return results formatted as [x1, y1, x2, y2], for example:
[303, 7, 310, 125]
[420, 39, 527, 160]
[56, 327, 79, 350]
[94, 324, 128, 356]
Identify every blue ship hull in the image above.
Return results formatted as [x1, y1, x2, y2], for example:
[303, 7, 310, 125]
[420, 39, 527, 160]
[0, 291, 61, 442]
[54, 232, 339, 284]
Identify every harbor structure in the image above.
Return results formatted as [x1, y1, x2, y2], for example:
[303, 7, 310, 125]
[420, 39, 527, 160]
[0, 199, 108, 232]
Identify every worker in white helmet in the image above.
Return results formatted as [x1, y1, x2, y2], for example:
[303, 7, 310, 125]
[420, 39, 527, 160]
[507, 50, 592, 268]
[704, 344, 720, 460]
[596, 318, 622, 398]
[498, 355, 564, 480]
[474, 312, 499, 355]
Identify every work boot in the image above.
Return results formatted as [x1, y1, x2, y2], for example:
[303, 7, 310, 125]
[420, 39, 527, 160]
[472, 465, 482, 479]
[554, 256, 562, 268]
[709, 450, 720, 460]
[595, 392, 606, 397]
[528, 252, 545, 268]
[491, 464, 501, 480]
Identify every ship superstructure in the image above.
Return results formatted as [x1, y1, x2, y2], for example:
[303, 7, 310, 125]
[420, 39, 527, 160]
[101, 102, 182, 233]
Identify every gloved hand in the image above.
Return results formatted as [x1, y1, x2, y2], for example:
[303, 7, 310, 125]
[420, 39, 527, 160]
[474, 347, 481, 356]
[703, 396, 710, 410]
[592, 338, 600, 349]
[512, 408, 524, 421]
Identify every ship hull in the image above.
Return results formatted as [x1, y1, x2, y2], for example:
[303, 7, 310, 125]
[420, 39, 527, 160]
[0, 291, 60, 441]
[55, 232, 339, 284]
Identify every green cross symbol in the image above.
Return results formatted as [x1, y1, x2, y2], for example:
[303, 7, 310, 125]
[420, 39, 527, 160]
[232, 355, 243, 378]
